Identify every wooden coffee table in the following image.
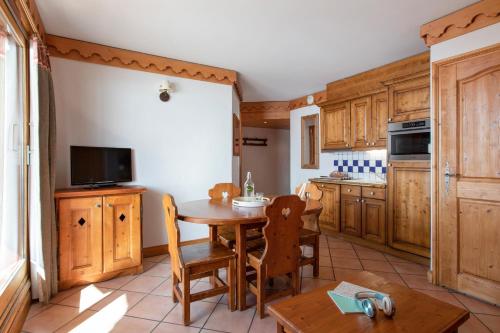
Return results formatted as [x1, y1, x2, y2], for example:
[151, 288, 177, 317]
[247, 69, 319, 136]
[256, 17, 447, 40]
[268, 271, 469, 333]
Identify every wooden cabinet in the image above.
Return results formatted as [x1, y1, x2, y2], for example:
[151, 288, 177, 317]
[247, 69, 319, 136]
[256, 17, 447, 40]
[370, 92, 388, 146]
[362, 198, 386, 244]
[350, 96, 371, 148]
[56, 186, 146, 289]
[313, 182, 340, 233]
[341, 195, 362, 237]
[321, 102, 350, 150]
[388, 73, 430, 122]
[387, 161, 430, 258]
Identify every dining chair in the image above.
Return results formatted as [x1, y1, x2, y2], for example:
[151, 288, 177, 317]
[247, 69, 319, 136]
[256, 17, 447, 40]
[295, 182, 323, 277]
[208, 183, 263, 249]
[163, 193, 236, 325]
[246, 195, 305, 318]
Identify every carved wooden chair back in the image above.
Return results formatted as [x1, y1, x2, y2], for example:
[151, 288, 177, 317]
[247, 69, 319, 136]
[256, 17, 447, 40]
[208, 183, 241, 199]
[295, 182, 323, 201]
[261, 195, 305, 277]
[162, 193, 182, 278]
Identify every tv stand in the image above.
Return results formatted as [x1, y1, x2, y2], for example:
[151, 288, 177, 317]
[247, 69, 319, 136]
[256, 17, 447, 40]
[55, 185, 146, 290]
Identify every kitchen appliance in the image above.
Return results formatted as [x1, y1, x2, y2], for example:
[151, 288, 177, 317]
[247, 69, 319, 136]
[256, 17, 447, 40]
[388, 119, 430, 160]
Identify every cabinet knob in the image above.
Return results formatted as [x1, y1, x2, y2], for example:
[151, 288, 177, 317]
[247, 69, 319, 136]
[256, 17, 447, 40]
[388, 163, 392, 167]
[361, 199, 365, 203]
[347, 189, 351, 192]
[96, 204, 101, 208]
[345, 143, 349, 147]
[356, 198, 360, 202]
[371, 142, 375, 146]
[366, 142, 370, 146]
[107, 203, 113, 208]
[321, 185, 325, 188]
[388, 118, 392, 122]
[370, 191, 374, 195]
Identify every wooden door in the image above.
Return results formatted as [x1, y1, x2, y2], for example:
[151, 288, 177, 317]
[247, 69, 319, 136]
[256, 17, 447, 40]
[436, 46, 500, 304]
[370, 91, 388, 147]
[59, 197, 103, 282]
[103, 194, 142, 272]
[341, 196, 362, 237]
[388, 74, 430, 122]
[321, 102, 351, 149]
[362, 198, 386, 244]
[314, 183, 340, 233]
[350, 96, 371, 148]
[387, 161, 430, 257]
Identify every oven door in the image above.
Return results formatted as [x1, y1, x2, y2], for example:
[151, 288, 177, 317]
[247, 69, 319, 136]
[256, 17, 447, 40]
[388, 128, 431, 160]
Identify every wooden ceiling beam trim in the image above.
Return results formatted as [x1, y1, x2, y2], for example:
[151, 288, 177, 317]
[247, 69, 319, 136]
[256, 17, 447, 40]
[420, 0, 500, 47]
[46, 34, 239, 86]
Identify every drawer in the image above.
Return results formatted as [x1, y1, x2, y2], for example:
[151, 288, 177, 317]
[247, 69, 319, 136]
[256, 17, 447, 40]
[314, 182, 337, 190]
[341, 185, 361, 197]
[362, 187, 386, 200]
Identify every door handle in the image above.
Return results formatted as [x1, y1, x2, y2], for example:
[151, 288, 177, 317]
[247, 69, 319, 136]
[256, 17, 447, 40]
[444, 162, 459, 194]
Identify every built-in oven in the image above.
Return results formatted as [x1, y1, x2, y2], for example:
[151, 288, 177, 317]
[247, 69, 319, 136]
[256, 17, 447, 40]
[388, 119, 430, 160]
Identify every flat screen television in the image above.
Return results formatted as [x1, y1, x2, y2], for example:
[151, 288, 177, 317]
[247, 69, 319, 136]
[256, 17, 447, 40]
[71, 146, 132, 186]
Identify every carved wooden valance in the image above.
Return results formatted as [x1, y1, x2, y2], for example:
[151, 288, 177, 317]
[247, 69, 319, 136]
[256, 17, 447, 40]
[46, 35, 239, 87]
[420, 0, 500, 47]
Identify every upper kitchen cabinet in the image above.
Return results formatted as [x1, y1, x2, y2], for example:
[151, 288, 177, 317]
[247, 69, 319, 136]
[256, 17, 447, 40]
[387, 73, 430, 122]
[319, 52, 429, 151]
[321, 101, 351, 149]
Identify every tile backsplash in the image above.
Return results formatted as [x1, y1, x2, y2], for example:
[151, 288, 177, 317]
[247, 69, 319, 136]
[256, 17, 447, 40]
[330, 149, 387, 181]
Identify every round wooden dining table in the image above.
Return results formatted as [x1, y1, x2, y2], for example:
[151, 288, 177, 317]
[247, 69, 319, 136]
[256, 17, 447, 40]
[177, 198, 322, 311]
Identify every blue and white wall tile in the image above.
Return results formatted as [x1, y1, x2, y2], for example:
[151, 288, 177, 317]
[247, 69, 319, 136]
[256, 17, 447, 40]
[330, 149, 387, 181]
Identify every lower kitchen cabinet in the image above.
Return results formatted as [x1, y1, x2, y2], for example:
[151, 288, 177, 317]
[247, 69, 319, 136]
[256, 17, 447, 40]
[387, 161, 430, 258]
[341, 195, 362, 237]
[312, 182, 340, 233]
[362, 198, 386, 244]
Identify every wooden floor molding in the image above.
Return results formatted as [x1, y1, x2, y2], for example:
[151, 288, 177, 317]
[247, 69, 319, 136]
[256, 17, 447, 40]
[143, 237, 209, 258]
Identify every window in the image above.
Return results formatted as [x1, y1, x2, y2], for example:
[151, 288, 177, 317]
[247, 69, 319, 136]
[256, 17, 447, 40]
[0, 10, 26, 290]
[301, 114, 319, 169]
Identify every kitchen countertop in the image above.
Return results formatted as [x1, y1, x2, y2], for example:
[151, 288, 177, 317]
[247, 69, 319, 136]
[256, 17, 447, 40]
[309, 177, 386, 188]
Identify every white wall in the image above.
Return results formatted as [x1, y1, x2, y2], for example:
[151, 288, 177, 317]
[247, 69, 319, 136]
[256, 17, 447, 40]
[242, 127, 290, 195]
[52, 58, 234, 246]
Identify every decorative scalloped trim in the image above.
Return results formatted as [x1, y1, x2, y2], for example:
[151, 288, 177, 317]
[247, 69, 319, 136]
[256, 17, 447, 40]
[420, 0, 500, 46]
[47, 35, 238, 86]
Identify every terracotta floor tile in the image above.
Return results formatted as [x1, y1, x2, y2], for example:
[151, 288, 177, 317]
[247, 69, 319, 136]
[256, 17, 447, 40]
[476, 313, 500, 332]
[120, 275, 166, 293]
[360, 259, 396, 273]
[355, 249, 387, 261]
[142, 263, 171, 278]
[220, 291, 256, 307]
[58, 284, 114, 311]
[319, 255, 332, 267]
[50, 286, 86, 304]
[328, 241, 354, 250]
[142, 261, 157, 272]
[300, 278, 334, 293]
[161, 256, 172, 264]
[26, 302, 53, 320]
[333, 268, 363, 282]
[248, 313, 278, 333]
[458, 314, 491, 333]
[301, 265, 334, 280]
[365, 271, 406, 286]
[204, 303, 255, 333]
[413, 289, 466, 309]
[152, 322, 200, 333]
[110, 316, 159, 332]
[54, 309, 97, 333]
[95, 275, 138, 289]
[329, 248, 357, 258]
[163, 301, 217, 328]
[391, 262, 428, 275]
[331, 257, 362, 270]
[454, 293, 500, 316]
[400, 274, 445, 291]
[90, 290, 147, 312]
[23, 305, 80, 333]
[151, 279, 174, 297]
[190, 282, 223, 303]
[318, 246, 330, 256]
[144, 254, 169, 263]
[126, 295, 176, 321]
[384, 253, 414, 264]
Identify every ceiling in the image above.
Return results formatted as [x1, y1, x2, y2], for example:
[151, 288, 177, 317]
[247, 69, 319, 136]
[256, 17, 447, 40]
[37, 0, 476, 101]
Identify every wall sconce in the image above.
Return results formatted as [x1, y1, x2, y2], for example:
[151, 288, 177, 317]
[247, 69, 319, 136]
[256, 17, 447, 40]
[159, 81, 175, 102]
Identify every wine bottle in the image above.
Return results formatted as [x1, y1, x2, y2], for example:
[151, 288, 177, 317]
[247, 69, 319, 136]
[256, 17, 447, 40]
[244, 171, 255, 197]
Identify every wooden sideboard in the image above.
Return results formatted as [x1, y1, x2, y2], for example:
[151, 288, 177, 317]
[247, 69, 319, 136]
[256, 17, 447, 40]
[55, 186, 146, 290]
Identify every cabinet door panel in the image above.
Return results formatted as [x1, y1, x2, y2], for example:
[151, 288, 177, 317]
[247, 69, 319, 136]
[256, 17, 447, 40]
[362, 198, 386, 244]
[315, 183, 340, 233]
[59, 197, 103, 281]
[371, 91, 388, 147]
[388, 161, 430, 257]
[388, 75, 430, 122]
[341, 196, 362, 237]
[103, 194, 142, 272]
[321, 102, 350, 149]
[350, 96, 371, 148]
